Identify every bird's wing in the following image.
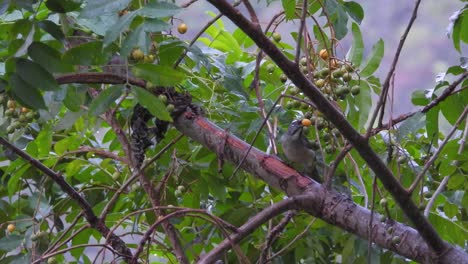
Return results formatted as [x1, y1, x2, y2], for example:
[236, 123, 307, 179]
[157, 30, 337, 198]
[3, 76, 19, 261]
[301, 134, 315, 150]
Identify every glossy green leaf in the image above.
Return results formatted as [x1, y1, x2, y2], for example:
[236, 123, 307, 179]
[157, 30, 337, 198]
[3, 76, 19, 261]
[344, 1, 364, 24]
[64, 85, 86, 112]
[440, 93, 465, 125]
[28, 42, 73, 73]
[143, 18, 170, 32]
[360, 38, 384, 77]
[0, 235, 23, 251]
[396, 112, 425, 142]
[323, 0, 348, 40]
[45, 0, 82, 13]
[80, 0, 131, 18]
[137, 1, 181, 18]
[282, 0, 295, 20]
[411, 90, 429, 106]
[429, 212, 467, 246]
[9, 74, 47, 109]
[8, 164, 31, 197]
[121, 24, 148, 56]
[132, 86, 172, 122]
[132, 64, 185, 87]
[88, 86, 123, 116]
[103, 12, 138, 46]
[461, 11, 468, 44]
[15, 58, 59, 91]
[37, 20, 65, 41]
[349, 22, 364, 67]
[63, 41, 112, 65]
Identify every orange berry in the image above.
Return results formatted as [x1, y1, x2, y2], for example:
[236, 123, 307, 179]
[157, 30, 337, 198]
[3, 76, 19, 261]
[301, 119, 312, 127]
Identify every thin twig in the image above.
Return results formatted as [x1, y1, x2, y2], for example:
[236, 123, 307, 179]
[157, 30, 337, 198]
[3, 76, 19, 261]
[259, 210, 296, 263]
[266, 218, 317, 262]
[231, 94, 284, 178]
[372, 72, 468, 136]
[366, 0, 422, 136]
[294, 0, 308, 64]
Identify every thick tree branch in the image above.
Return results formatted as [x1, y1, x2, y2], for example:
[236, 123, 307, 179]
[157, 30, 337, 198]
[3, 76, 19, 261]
[205, 0, 449, 257]
[174, 109, 467, 263]
[50, 69, 468, 263]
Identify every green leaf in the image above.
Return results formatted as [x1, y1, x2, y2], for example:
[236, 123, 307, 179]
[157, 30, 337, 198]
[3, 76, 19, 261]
[28, 42, 73, 73]
[323, 0, 348, 40]
[88, 86, 123, 116]
[137, 1, 181, 18]
[429, 212, 467, 246]
[143, 18, 170, 32]
[360, 38, 384, 77]
[132, 64, 185, 87]
[8, 164, 31, 197]
[440, 93, 465, 125]
[54, 135, 80, 155]
[282, 0, 296, 20]
[9, 74, 47, 109]
[411, 90, 429, 106]
[158, 39, 186, 66]
[121, 24, 148, 56]
[63, 41, 112, 65]
[45, 0, 82, 13]
[37, 20, 65, 41]
[103, 12, 138, 46]
[64, 85, 86, 112]
[15, 58, 59, 91]
[348, 23, 364, 67]
[451, 12, 462, 52]
[132, 86, 172, 122]
[0, 235, 23, 251]
[80, 0, 131, 18]
[36, 125, 53, 156]
[396, 112, 425, 142]
[461, 11, 468, 44]
[344, 1, 364, 24]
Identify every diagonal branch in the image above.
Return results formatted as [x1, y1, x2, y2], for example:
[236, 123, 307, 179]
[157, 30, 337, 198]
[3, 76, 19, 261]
[174, 109, 467, 263]
[205, 0, 448, 256]
[49, 72, 468, 263]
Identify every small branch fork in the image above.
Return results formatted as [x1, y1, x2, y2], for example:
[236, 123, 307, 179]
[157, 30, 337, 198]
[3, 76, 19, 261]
[366, 0, 423, 135]
[0, 137, 134, 262]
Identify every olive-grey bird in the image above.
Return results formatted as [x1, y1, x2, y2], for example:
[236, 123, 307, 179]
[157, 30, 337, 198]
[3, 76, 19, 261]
[281, 120, 321, 182]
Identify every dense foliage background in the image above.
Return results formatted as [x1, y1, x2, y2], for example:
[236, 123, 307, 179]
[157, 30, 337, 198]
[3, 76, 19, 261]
[0, 0, 467, 263]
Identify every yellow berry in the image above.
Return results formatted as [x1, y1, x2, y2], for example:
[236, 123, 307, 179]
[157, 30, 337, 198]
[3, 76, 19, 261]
[319, 49, 329, 60]
[177, 23, 188, 34]
[7, 100, 16, 109]
[131, 49, 145, 61]
[7, 224, 15, 232]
